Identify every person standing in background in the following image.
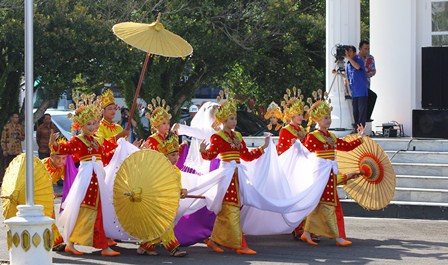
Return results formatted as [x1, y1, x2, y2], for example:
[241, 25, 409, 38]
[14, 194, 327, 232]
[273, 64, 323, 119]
[1, 112, 25, 170]
[117, 108, 137, 143]
[36, 113, 59, 159]
[264, 101, 283, 136]
[345, 46, 368, 128]
[97, 89, 129, 146]
[358, 40, 377, 122]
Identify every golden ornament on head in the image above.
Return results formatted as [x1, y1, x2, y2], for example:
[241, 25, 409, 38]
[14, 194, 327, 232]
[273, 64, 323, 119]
[215, 90, 237, 123]
[146, 96, 171, 130]
[67, 93, 102, 132]
[280, 86, 308, 123]
[158, 133, 180, 155]
[307, 89, 332, 123]
[101, 89, 116, 108]
[264, 101, 283, 120]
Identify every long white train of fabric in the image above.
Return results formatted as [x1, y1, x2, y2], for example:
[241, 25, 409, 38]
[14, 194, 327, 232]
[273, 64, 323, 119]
[100, 137, 334, 240]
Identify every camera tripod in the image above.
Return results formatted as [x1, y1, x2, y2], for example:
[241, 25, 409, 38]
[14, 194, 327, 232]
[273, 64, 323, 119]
[328, 61, 354, 130]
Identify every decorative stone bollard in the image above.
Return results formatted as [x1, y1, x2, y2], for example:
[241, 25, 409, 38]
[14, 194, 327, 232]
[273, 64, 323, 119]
[4, 205, 54, 265]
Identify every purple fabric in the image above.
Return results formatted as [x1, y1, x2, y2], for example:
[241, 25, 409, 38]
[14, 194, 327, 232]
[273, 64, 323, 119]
[60, 155, 78, 212]
[174, 144, 220, 246]
[175, 144, 189, 169]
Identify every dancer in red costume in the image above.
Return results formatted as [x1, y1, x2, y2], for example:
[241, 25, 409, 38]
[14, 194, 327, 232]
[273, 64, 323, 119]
[41, 139, 67, 251]
[199, 91, 269, 255]
[49, 94, 120, 256]
[301, 91, 364, 247]
[138, 97, 188, 257]
[276, 87, 313, 240]
[277, 87, 309, 155]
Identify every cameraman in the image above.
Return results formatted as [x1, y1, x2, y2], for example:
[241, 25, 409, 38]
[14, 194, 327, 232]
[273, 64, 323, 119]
[358, 40, 376, 122]
[118, 108, 137, 143]
[345, 45, 368, 129]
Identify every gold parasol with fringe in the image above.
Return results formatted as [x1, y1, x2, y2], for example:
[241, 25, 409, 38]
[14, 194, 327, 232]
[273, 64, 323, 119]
[1, 154, 53, 219]
[112, 13, 193, 130]
[112, 13, 193, 57]
[113, 150, 180, 241]
[336, 135, 396, 210]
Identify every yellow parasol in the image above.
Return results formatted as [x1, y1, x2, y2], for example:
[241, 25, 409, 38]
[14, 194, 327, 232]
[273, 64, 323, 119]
[113, 150, 180, 241]
[337, 135, 396, 210]
[112, 13, 193, 129]
[1, 154, 54, 219]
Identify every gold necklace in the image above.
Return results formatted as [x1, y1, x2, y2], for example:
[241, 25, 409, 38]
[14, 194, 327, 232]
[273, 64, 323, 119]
[319, 130, 335, 150]
[81, 135, 99, 154]
[222, 130, 242, 150]
[290, 124, 306, 140]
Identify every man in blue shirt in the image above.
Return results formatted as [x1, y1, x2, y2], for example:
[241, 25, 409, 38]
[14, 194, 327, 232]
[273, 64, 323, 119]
[345, 45, 368, 128]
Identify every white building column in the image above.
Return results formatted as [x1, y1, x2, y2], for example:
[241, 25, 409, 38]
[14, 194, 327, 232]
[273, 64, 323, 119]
[326, 0, 360, 131]
[370, 0, 417, 136]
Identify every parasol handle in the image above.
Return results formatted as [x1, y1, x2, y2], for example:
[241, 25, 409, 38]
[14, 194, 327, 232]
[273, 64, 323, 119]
[183, 195, 205, 199]
[124, 187, 143, 202]
[126, 53, 151, 130]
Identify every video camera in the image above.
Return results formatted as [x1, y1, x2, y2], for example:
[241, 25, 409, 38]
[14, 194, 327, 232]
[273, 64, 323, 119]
[335, 44, 350, 62]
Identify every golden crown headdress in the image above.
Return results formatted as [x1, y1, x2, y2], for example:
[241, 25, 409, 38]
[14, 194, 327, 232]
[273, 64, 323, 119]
[215, 90, 237, 124]
[264, 101, 283, 120]
[145, 97, 172, 131]
[307, 89, 332, 123]
[68, 93, 102, 132]
[280, 87, 309, 123]
[158, 132, 180, 155]
[49, 136, 68, 155]
[101, 89, 116, 108]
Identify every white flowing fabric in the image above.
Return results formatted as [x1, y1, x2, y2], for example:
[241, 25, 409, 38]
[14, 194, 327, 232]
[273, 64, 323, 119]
[58, 157, 108, 244]
[102, 138, 139, 240]
[100, 136, 334, 239]
[240, 141, 337, 235]
[176, 140, 334, 235]
[178, 102, 219, 174]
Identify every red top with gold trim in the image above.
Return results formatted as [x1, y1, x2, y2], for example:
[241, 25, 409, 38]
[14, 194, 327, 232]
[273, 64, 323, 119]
[52, 135, 117, 208]
[277, 123, 307, 155]
[304, 130, 362, 206]
[201, 130, 264, 206]
[53, 135, 117, 162]
[146, 133, 166, 151]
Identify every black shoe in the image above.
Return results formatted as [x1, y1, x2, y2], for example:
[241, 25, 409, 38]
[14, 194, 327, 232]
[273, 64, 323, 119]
[171, 248, 188, 257]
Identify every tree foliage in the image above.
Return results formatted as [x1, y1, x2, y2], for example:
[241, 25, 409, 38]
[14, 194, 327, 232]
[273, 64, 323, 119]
[0, 0, 373, 136]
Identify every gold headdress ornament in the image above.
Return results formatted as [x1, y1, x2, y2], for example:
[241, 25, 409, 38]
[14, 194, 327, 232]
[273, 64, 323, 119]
[158, 133, 180, 155]
[67, 93, 102, 132]
[49, 136, 68, 155]
[264, 101, 283, 120]
[215, 90, 237, 124]
[145, 97, 172, 131]
[307, 89, 332, 123]
[280, 86, 309, 123]
[101, 89, 116, 108]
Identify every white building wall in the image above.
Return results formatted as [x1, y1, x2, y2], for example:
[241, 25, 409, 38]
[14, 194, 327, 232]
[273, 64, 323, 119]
[370, 0, 418, 136]
[326, 0, 360, 131]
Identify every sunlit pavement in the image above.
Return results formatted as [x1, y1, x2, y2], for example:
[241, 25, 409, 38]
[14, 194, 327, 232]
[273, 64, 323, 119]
[1, 186, 447, 264]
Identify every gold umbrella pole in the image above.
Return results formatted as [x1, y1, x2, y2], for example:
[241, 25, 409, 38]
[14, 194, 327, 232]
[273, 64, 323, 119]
[126, 53, 150, 130]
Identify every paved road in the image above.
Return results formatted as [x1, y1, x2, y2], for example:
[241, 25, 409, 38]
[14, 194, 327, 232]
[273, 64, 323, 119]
[2, 215, 448, 265]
